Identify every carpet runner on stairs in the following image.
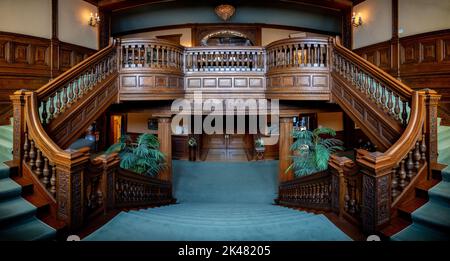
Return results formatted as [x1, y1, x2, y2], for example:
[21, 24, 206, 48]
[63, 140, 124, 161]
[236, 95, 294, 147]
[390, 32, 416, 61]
[0, 119, 56, 241]
[85, 160, 351, 241]
[392, 118, 450, 240]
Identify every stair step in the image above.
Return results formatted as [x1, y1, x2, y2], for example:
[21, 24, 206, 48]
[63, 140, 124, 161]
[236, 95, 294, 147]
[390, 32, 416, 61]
[442, 167, 450, 182]
[12, 176, 34, 196]
[0, 178, 22, 200]
[397, 197, 428, 222]
[128, 210, 313, 224]
[380, 217, 411, 238]
[0, 216, 56, 241]
[130, 209, 312, 223]
[0, 164, 10, 179]
[411, 201, 450, 233]
[391, 223, 450, 241]
[0, 197, 36, 228]
[428, 181, 450, 206]
[415, 179, 440, 199]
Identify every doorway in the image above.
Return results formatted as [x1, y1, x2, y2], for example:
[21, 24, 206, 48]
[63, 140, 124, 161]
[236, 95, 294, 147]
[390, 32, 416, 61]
[203, 134, 252, 161]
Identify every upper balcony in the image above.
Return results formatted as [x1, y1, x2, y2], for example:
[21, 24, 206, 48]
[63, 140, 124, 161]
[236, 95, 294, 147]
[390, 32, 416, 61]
[118, 37, 332, 101]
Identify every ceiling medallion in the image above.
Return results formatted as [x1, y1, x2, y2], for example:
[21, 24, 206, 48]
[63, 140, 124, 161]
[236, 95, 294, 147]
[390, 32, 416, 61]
[214, 4, 235, 21]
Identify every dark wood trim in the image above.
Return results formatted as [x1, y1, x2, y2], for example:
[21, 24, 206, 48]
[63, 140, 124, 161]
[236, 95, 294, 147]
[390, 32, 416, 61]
[112, 23, 338, 38]
[341, 7, 353, 49]
[83, 0, 99, 6]
[391, 0, 400, 78]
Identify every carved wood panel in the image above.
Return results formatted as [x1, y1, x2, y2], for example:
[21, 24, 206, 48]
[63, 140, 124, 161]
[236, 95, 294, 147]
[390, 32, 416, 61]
[0, 32, 96, 104]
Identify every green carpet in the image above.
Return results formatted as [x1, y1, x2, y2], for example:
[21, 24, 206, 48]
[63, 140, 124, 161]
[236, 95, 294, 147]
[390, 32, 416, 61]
[85, 160, 351, 241]
[392, 118, 450, 240]
[0, 119, 55, 241]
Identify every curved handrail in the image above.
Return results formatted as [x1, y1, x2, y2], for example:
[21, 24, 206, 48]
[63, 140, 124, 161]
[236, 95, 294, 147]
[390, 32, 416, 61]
[25, 92, 88, 165]
[332, 39, 413, 100]
[356, 90, 426, 172]
[120, 38, 184, 50]
[265, 37, 330, 49]
[36, 40, 116, 100]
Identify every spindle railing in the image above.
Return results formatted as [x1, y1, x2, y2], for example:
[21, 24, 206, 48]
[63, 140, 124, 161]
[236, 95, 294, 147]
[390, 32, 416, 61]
[184, 47, 266, 72]
[277, 170, 331, 210]
[120, 39, 184, 70]
[266, 37, 330, 71]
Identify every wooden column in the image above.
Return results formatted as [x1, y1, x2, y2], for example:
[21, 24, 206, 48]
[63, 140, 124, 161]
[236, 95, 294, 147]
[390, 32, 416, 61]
[158, 117, 172, 182]
[279, 116, 293, 182]
[329, 155, 352, 218]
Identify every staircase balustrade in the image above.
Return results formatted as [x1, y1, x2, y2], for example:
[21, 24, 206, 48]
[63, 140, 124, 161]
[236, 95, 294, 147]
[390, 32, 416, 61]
[9, 35, 441, 236]
[277, 170, 332, 210]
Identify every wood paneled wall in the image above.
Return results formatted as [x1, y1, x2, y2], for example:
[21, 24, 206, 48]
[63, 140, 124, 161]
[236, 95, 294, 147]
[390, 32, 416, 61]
[353, 29, 450, 121]
[0, 31, 95, 105]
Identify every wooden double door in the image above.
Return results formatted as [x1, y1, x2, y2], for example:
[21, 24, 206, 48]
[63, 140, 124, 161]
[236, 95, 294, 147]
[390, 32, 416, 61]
[203, 134, 252, 161]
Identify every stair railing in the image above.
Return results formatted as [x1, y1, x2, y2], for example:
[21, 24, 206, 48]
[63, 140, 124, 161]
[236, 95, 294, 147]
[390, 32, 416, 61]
[277, 170, 332, 211]
[330, 38, 440, 234]
[10, 39, 175, 230]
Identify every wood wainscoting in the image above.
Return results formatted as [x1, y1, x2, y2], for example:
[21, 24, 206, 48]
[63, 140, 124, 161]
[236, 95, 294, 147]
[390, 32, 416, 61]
[0, 31, 96, 106]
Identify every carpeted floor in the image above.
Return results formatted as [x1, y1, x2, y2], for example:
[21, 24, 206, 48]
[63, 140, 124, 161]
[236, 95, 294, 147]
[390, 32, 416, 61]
[392, 118, 450, 241]
[0, 120, 55, 241]
[85, 160, 351, 241]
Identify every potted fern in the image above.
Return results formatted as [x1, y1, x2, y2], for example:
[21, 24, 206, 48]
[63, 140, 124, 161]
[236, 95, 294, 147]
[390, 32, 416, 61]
[287, 127, 343, 177]
[106, 133, 165, 176]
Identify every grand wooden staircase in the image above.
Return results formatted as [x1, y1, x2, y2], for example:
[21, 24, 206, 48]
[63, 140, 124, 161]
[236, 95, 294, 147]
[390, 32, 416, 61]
[0, 35, 444, 240]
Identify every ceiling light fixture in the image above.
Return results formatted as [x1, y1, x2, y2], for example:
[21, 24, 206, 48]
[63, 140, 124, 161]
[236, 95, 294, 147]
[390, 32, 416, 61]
[215, 4, 235, 21]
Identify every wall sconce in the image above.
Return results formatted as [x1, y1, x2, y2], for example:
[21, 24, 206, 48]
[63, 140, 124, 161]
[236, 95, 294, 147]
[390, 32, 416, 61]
[88, 12, 100, 27]
[352, 12, 363, 27]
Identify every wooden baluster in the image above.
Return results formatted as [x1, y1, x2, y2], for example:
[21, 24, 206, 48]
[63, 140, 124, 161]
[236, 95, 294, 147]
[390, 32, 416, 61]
[67, 83, 73, 104]
[394, 95, 401, 121]
[35, 149, 42, 177]
[48, 94, 55, 121]
[137, 44, 141, 67]
[156, 46, 159, 68]
[42, 157, 49, 187]
[406, 151, 414, 180]
[402, 100, 408, 126]
[398, 159, 407, 190]
[55, 91, 61, 115]
[420, 134, 427, 160]
[375, 81, 381, 104]
[124, 46, 129, 67]
[50, 164, 56, 197]
[381, 85, 387, 108]
[30, 140, 36, 169]
[414, 141, 421, 171]
[74, 80, 80, 100]
[41, 100, 48, 125]
[392, 164, 399, 199]
[387, 90, 394, 115]
[23, 133, 29, 162]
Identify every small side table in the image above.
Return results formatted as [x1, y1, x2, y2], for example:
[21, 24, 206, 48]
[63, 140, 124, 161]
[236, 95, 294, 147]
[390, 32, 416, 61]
[255, 147, 265, 160]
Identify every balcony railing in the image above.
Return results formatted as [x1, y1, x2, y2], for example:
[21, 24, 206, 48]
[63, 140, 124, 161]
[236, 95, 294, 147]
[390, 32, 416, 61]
[184, 47, 266, 73]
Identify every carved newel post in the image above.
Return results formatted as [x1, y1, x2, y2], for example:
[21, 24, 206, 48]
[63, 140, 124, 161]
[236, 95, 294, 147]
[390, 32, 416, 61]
[328, 155, 353, 218]
[10, 90, 28, 173]
[356, 150, 391, 234]
[55, 152, 90, 230]
[423, 89, 440, 178]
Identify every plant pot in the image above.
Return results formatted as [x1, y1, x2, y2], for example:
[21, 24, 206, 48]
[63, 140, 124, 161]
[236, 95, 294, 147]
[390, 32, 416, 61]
[189, 146, 196, 161]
